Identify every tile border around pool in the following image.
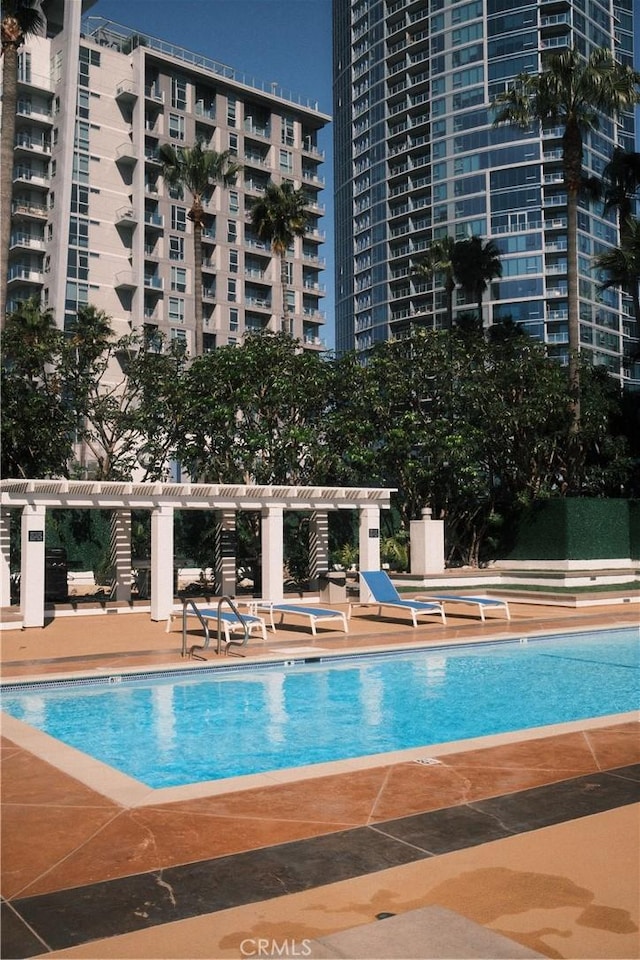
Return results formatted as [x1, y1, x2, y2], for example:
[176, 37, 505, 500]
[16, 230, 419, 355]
[2, 709, 638, 809]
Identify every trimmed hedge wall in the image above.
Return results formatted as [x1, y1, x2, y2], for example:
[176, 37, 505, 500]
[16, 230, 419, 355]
[506, 499, 634, 561]
[629, 500, 640, 561]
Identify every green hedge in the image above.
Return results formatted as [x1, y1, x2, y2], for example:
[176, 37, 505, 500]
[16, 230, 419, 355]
[629, 500, 640, 561]
[506, 499, 632, 561]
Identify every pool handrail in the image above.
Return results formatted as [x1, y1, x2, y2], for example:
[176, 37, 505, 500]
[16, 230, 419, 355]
[181, 596, 254, 658]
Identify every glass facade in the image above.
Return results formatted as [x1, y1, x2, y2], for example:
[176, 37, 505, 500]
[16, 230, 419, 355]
[333, 0, 637, 382]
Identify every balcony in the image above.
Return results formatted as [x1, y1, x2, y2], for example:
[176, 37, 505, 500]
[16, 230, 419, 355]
[7, 265, 44, 285]
[116, 142, 137, 165]
[14, 133, 50, 155]
[10, 233, 44, 251]
[12, 199, 47, 219]
[116, 206, 137, 226]
[116, 79, 138, 102]
[244, 120, 271, 138]
[144, 275, 164, 291]
[13, 166, 48, 188]
[144, 84, 164, 103]
[115, 270, 137, 290]
[144, 212, 164, 229]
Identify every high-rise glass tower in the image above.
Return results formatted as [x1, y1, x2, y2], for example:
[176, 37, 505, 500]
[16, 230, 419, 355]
[333, 0, 637, 384]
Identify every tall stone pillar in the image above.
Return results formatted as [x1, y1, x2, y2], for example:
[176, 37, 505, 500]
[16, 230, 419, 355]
[110, 510, 132, 602]
[215, 509, 237, 597]
[358, 506, 380, 601]
[410, 507, 445, 575]
[261, 505, 283, 601]
[150, 505, 174, 621]
[21, 504, 46, 627]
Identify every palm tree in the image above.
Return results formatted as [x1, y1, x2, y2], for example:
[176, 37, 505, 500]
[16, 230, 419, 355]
[159, 141, 240, 356]
[1, 0, 44, 327]
[493, 46, 640, 426]
[593, 217, 640, 329]
[602, 147, 640, 233]
[452, 236, 502, 329]
[249, 180, 309, 335]
[412, 236, 457, 332]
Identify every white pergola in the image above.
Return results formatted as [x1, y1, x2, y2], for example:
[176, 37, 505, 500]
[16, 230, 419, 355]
[0, 479, 396, 627]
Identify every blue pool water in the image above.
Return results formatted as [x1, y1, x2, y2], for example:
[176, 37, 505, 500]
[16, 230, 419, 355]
[2, 627, 638, 788]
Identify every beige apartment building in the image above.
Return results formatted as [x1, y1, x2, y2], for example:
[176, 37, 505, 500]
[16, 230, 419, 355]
[8, 1, 330, 352]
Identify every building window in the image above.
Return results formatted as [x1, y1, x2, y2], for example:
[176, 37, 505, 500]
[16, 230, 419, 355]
[171, 266, 187, 292]
[282, 115, 295, 146]
[279, 149, 293, 172]
[169, 114, 185, 140]
[171, 75, 187, 110]
[171, 205, 186, 231]
[229, 132, 238, 155]
[169, 235, 184, 260]
[227, 96, 236, 127]
[227, 220, 237, 242]
[69, 216, 89, 248]
[229, 249, 238, 273]
[228, 278, 236, 302]
[229, 190, 239, 212]
[229, 308, 239, 332]
[168, 298, 184, 323]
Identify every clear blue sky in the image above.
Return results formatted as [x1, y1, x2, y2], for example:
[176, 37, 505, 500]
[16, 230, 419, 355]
[88, 0, 336, 348]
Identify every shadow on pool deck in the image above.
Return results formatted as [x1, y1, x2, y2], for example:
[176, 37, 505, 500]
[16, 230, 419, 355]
[1, 599, 638, 959]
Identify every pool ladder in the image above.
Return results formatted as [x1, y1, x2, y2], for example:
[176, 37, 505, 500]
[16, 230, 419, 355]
[181, 596, 252, 659]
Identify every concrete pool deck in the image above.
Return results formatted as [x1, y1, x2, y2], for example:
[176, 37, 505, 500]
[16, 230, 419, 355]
[1, 598, 638, 959]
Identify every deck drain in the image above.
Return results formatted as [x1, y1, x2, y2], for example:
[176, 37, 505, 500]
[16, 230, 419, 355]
[414, 757, 442, 765]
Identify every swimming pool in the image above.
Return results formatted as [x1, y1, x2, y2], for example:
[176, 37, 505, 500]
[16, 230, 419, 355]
[2, 627, 638, 789]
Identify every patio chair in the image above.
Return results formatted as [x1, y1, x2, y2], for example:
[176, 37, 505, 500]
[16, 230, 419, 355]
[351, 570, 446, 627]
[414, 594, 511, 622]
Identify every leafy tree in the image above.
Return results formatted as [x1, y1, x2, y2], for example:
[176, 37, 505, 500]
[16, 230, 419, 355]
[493, 47, 640, 425]
[1, 300, 73, 477]
[159, 141, 241, 356]
[176, 333, 331, 484]
[452, 236, 502, 329]
[63, 309, 190, 480]
[1, 302, 189, 480]
[249, 181, 309, 334]
[412, 236, 457, 332]
[0, 0, 44, 324]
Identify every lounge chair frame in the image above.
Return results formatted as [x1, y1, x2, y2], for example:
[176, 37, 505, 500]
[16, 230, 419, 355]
[415, 594, 511, 622]
[351, 570, 446, 627]
[252, 602, 349, 636]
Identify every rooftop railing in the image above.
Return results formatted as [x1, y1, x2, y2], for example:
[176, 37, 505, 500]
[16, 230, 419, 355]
[82, 17, 325, 114]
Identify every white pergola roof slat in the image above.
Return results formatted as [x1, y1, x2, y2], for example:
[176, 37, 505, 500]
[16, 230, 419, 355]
[1, 479, 395, 512]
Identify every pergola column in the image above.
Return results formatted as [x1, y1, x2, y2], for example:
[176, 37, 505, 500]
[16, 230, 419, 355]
[215, 509, 236, 597]
[261, 505, 283, 601]
[150, 505, 174, 621]
[21, 504, 46, 627]
[358, 506, 380, 601]
[308, 510, 330, 589]
[0, 509, 11, 608]
[110, 510, 132, 602]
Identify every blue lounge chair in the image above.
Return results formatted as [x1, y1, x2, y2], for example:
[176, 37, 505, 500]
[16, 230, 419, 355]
[415, 593, 510, 622]
[352, 570, 446, 627]
[254, 602, 349, 636]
